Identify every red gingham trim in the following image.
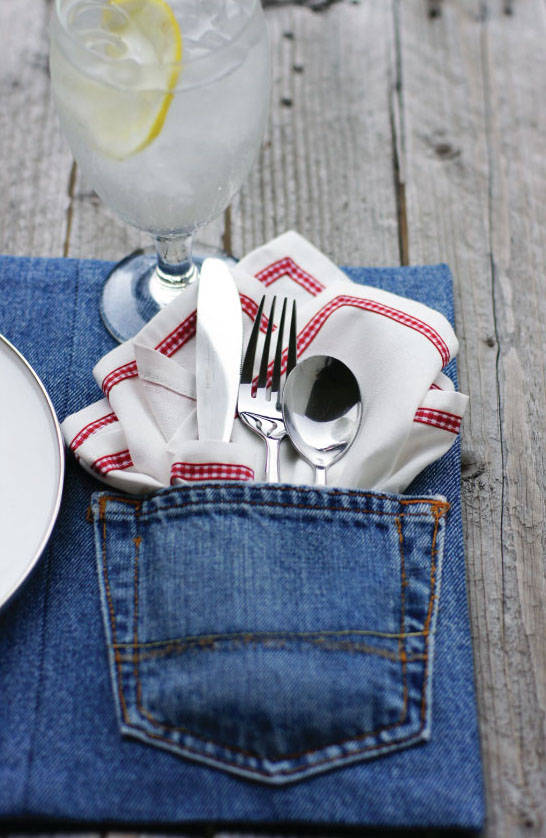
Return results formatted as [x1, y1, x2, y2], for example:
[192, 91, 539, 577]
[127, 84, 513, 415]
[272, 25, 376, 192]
[155, 310, 197, 357]
[102, 360, 138, 397]
[414, 407, 461, 435]
[102, 311, 197, 396]
[255, 257, 324, 296]
[92, 448, 133, 475]
[170, 461, 255, 483]
[256, 293, 451, 387]
[299, 296, 451, 366]
[69, 411, 118, 452]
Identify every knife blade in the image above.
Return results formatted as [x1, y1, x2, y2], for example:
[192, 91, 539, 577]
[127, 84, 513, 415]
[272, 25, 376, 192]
[195, 258, 243, 442]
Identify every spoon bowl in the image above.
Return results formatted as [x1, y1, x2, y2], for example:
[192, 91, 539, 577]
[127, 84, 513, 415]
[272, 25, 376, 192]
[282, 355, 362, 485]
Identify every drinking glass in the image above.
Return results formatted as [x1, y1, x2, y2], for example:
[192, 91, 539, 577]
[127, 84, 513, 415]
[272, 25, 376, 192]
[50, 0, 269, 341]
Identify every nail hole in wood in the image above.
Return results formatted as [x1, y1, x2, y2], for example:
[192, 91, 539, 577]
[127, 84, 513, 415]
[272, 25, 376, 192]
[434, 142, 461, 160]
[461, 452, 487, 481]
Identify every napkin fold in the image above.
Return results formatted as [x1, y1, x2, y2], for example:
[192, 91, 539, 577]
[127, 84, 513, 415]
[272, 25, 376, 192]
[61, 232, 468, 494]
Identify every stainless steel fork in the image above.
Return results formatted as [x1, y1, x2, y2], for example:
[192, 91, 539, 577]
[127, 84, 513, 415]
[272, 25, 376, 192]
[238, 295, 297, 482]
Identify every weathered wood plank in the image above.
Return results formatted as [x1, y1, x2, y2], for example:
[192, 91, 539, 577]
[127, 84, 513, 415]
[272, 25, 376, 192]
[229, 2, 400, 265]
[482, 1, 545, 833]
[395, 0, 545, 835]
[0, 0, 72, 257]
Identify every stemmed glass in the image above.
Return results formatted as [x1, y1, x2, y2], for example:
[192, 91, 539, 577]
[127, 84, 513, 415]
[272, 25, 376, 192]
[50, 0, 269, 341]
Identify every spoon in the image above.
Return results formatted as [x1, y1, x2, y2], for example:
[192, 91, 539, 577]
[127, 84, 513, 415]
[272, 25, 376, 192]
[282, 355, 362, 486]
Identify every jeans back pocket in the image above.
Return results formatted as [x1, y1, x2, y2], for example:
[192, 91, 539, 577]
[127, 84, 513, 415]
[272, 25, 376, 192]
[91, 483, 448, 784]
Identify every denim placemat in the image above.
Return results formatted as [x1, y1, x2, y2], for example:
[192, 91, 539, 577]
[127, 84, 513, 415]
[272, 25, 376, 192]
[0, 255, 484, 829]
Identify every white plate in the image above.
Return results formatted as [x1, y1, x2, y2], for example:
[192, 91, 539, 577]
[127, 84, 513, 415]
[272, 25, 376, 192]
[0, 334, 64, 608]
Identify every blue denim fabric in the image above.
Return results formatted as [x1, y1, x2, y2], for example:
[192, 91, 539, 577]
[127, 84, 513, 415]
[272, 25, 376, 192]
[92, 484, 448, 784]
[0, 256, 484, 827]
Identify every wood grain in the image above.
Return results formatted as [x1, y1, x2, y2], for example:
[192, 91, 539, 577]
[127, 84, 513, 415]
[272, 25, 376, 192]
[395, 0, 545, 834]
[229, 2, 399, 265]
[0, 0, 71, 257]
[0, 1, 544, 836]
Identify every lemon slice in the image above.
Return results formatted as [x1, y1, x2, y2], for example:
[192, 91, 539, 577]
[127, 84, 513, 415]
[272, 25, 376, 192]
[54, 0, 182, 161]
[99, 0, 182, 158]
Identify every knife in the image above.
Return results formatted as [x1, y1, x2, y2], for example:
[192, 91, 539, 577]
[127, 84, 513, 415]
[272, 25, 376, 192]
[195, 258, 243, 442]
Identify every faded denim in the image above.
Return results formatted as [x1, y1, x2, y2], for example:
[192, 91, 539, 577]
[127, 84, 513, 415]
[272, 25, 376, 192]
[0, 255, 484, 828]
[92, 484, 448, 784]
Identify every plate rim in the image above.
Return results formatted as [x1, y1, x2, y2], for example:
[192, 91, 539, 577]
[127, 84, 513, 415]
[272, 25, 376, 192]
[0, 332, 65, 609]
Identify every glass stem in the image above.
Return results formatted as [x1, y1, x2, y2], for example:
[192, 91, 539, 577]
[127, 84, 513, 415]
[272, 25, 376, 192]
[148, 233, 198, 308]
[154, 233, 198, 288]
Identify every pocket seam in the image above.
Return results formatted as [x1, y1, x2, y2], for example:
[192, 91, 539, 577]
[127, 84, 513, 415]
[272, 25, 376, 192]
[396, 516, 409, 720]
[113, 627, 429, 650]
[116, 634, 428, 663]
[96, 486, 449, 523]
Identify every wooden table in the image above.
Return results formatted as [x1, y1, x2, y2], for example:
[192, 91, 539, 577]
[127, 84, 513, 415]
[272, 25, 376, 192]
[1, 0, 544, 835]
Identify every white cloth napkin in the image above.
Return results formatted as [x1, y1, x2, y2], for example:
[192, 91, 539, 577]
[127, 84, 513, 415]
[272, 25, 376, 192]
[61, 232, 468, 495]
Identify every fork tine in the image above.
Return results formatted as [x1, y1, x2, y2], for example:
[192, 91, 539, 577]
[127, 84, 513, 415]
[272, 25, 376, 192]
[257, 296, 276, 390]
[241, 295, 265, 383]
[286, 299, 297, 375]
[271, 297, 287, 405]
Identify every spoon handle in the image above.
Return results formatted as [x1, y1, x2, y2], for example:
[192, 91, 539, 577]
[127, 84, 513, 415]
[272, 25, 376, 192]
[265, 436, 281, 483]
[314, 465, 327, 486]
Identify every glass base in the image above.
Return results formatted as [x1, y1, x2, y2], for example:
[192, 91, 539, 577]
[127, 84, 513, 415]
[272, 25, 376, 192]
[100, 245, 237, 343]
